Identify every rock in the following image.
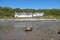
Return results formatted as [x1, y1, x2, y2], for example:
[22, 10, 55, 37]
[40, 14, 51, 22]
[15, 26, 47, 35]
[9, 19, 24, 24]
[57, 30, 60, 34]
[25, 26, 33, 32]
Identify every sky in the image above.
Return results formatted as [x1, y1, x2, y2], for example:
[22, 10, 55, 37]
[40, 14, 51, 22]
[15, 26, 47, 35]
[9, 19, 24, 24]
[0, 0, 60, 9]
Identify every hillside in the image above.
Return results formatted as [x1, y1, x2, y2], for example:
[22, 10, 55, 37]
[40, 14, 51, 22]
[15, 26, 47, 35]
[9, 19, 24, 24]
[0, 6, 60, 19]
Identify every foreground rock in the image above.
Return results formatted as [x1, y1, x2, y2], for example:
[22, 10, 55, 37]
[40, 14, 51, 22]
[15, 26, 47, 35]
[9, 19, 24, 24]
[25, 26, 33, 32]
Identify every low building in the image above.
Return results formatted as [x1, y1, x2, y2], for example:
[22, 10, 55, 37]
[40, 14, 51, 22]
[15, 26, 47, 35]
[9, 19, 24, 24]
[15, 12, 44, 18]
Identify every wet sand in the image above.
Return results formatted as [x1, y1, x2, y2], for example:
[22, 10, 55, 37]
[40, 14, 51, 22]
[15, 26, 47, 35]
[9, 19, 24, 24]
[0, 20, 60, 40]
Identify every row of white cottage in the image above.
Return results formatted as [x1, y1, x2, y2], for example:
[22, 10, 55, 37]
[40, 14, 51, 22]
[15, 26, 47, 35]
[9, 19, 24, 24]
[15, 12, 44, 18]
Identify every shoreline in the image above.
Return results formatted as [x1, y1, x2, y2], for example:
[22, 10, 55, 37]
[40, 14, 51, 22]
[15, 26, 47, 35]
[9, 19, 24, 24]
[0, 19, 60, 21]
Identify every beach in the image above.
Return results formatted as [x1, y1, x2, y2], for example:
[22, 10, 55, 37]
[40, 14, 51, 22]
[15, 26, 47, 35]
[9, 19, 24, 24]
[0, 19, 60, 40]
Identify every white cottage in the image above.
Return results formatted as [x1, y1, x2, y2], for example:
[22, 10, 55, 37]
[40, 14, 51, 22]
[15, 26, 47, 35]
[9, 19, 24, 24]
[15, 12, 44, 18]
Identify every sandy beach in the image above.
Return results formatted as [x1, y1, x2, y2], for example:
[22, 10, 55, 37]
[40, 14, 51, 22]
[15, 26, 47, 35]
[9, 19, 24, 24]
[0, 20, 60, 40]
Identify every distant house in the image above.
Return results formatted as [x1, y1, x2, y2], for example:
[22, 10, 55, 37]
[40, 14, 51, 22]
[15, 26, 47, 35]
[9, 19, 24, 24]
[15, 12, 44, 18]
[33, 12, 44, 17]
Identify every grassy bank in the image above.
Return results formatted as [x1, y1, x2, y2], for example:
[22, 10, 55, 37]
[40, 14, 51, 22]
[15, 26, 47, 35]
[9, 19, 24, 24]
[0, 7, 60, 19]
[0, 16, 60, 19]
